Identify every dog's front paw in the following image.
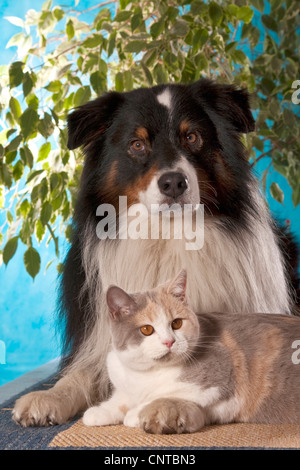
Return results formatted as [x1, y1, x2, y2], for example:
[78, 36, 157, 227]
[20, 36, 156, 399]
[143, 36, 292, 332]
[139, 398, 205, 434]
[13, 390, 72, 427]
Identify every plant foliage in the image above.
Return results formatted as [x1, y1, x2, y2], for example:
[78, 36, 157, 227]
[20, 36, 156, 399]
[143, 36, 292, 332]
[0, 0, 299, 277]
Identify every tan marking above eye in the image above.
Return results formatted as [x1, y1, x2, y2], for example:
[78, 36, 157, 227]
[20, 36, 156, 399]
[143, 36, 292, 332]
[135, 127, 149, 141]
[180, 119, 190, 134]
[140, 325, 154, 336]
[172, 318, 183, 330]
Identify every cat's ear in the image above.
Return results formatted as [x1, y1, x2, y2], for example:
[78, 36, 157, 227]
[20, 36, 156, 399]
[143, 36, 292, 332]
[106, 286, 137, 320]
[167, 269, 187, 302]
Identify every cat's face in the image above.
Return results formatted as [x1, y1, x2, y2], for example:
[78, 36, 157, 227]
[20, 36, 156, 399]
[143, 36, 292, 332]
[106, 269, 200, 370]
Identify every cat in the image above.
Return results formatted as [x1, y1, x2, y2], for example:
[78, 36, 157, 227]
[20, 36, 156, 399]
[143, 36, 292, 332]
[82, 269, 300, 434]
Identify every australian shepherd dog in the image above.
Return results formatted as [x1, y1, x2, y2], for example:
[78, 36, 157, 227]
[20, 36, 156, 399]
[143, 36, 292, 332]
[13, 79, 299, 426]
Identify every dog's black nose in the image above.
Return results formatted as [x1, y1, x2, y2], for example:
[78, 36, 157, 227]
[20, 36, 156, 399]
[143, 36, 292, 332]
[158, 172, 188, 199]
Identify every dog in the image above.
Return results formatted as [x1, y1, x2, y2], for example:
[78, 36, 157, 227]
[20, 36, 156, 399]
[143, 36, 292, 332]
[13, 79, 299, 426]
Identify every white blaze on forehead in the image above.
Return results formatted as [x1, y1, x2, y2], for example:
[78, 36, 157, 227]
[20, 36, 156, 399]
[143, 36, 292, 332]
[157, 88, 172, 110]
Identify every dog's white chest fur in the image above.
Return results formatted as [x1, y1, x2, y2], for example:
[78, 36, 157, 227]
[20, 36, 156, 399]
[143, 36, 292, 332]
[97, 207, 289, 315]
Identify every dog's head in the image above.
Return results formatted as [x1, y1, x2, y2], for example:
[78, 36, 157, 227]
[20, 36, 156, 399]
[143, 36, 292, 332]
[67, 79, 255, 221]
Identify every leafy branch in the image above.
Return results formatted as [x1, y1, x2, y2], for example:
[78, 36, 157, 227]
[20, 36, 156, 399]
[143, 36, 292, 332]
[0, 0, 299, 278]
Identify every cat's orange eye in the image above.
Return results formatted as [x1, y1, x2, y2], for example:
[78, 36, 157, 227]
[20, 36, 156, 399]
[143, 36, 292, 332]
[140, 325, 154, 336]
[172, 318, 183, 330]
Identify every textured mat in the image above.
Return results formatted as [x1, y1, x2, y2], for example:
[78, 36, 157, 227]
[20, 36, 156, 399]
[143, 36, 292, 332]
[1, 374, 300, 450]
[48, 420, 300, 449]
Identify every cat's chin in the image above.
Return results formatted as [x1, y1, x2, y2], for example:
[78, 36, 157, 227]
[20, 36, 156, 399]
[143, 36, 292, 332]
[153, 350, 178, 363]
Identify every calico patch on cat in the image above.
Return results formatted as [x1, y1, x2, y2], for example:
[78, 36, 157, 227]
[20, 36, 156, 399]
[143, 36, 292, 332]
[83, 270, 300, 434]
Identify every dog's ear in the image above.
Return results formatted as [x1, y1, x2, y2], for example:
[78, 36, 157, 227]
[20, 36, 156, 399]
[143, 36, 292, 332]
[194, 79, 255, 134]
[67, 91, 124, 150]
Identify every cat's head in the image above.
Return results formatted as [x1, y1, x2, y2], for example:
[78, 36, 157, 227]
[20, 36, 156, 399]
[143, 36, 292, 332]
[106, 269, 199, 370]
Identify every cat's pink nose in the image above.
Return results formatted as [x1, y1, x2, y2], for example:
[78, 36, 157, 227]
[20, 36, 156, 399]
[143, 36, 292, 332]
[163, 339, 175, 349]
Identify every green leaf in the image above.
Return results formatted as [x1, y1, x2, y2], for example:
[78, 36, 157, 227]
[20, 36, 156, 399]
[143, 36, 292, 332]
[20, 108, 39, 140]
[35, 219, 46, 243]
[236, 6, 254, 23]
[90, 70, 107, 95]
[45, 80, 62, 93]
[141, 63, 153, 86]
[22, 72, 34, 97]
[9, 61, 23, 88]
[115, 72, 124, 92]
[193, 28, 209, 49]
[194, 52, 208, 71]
[38, 11, 55, 35]
[20, 146, 34, 168]
[114, 11, 132, 22]
[170, 19, 190, 37]
[142, 49, 158, 67]
[153, 63, 168, 85]
[13, 160, 24, 180]
[250, 0, 265, 13]
[6, 32, 25, 49]
[82, 34, 102, 48]
[283, 108, 295, 127]
[164, 52, 179, 73]
[74, 86, 91, 107]
[123, 70, 134, 91]
[150, 18, 165, 39]
[24, 246, 41, 279]
[260, 166, 269, 193]
[40, 201, 52, 225]
[124, 40, 145, 53]
[26, 94, 39, 110]
[38, 113, 55, 139]
[53, 7, 64, 21]
[292, 185, 300, 207]
[231, 49, 248, 65]
[131, 12, 143, 32]
[1, 164, 13, 187]
[39, 177, 48, 201]
[26, 169, 45, 184]
[262, 14, 278, 32]
[107, 31, 116, 57]
[3, 236, 18, 265]
[37, 142, 51, 162]
[18, 199, 31, 218]
[208, 2, 223, 26]
[270, 182, 284, 204]
[6, 135, 22, 153]
[66, 19, 75, 40]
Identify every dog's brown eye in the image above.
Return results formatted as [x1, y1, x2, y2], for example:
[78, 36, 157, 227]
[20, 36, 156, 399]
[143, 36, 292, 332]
[186, 133, 198, 144]
[172, 318, 183, 330]
[140, 325, 154, 336]
[131, 140, 145, 152]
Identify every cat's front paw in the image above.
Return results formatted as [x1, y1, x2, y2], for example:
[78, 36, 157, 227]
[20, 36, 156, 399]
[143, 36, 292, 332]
[139, 398, 205, 434]
[123, 408, 141, 428]
[82, 406, 113, 427]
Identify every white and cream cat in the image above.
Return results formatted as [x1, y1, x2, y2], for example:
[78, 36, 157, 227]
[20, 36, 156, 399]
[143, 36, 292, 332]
[83, 270, 300, 434]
